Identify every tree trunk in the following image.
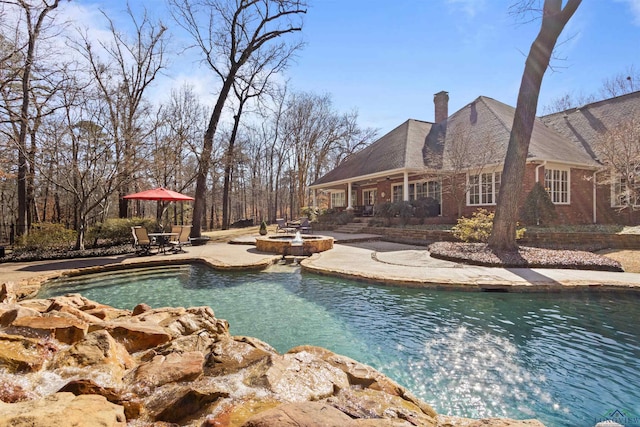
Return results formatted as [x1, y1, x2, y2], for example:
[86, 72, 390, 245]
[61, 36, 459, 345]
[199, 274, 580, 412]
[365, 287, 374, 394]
[191, 75, 236, 237]
[222, 107, 244, 230]
[488, 0, 581, 251]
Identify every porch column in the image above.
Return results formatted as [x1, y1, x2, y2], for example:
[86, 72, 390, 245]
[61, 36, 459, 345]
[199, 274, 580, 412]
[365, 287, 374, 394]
[403, 172, 409, 201]
[347, 182, 353, 209]
[312, 189, 317, 209]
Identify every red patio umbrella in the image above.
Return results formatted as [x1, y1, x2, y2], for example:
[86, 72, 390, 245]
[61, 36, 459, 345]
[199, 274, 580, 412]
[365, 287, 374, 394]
[123, 187, 194, 201]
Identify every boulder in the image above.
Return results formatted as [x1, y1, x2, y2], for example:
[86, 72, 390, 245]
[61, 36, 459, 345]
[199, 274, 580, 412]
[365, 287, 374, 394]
[0, 282, 16, 303]
[46, 294, 130, 321]
[58, 378, 143, 420]
[154, 331, 216, 356]
[288, 345, 437, 418]
[0, 392, 126, 426]
[132, 303, 151, 315]
[103, 322, 172, 353]
[0, 332, 56, 372]
[8, 315, 88, 344]
[326, 387, 436, 426]
[0, 305, 42, 326]
[205, 336, 273, 376]
[154, 305, 229, 338]
[144, 384, 229, 423]
[51, 330, 135, 380]
[126, 351, 204, 390]
[241, 402, 354, 427]
[246, 350, 350, 402]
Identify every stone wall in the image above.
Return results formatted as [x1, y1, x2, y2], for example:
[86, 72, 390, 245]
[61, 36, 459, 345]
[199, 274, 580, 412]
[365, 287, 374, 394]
[348, 226, 640, 249]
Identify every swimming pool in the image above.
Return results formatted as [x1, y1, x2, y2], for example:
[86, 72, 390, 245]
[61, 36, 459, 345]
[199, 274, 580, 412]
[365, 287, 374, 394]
[38, 264, 640, 427]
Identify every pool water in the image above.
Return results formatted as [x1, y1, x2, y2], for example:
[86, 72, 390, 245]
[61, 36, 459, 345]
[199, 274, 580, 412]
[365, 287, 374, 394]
[38, 264, 640, 427]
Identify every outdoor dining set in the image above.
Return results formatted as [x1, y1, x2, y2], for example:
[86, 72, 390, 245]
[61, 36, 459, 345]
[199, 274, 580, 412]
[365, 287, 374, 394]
[131, 225, 192, 256]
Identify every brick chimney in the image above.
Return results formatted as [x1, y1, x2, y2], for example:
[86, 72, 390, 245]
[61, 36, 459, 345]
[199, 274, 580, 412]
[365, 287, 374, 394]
[434, 91, 449, 123]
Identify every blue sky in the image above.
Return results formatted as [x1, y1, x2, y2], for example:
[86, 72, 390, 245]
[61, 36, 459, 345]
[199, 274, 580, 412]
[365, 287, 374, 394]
[71, 0, 640, 134]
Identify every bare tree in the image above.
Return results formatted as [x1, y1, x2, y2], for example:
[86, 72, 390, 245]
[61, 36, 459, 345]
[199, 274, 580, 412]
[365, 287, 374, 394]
[426, 124, 502, 217]
[281, 91, 375, 213]
[543, 65, 639, 114]
[168, 0, 306, 237]
[601, 65, 639, 98]
[72, 4, 168, 218]
[542, 90, 596, 114]
[219, 35, 299, 229]
[592, 112, 640, 223]
[0, 0, 63, 236]
[489, 0, 581, 251]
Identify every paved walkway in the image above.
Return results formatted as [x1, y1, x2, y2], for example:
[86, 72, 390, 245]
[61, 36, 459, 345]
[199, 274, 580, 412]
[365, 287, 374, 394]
[2, 232, 640, 297]
[302, 239, 640, 291]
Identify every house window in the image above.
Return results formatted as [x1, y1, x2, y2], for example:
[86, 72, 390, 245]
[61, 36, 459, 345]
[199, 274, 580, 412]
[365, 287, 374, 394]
[612, 172, 640, 207]
[363, 189, 377, 205]
[391, 184, 403, 202]
[544, 168, 569, 204]
[468, 172, 501, 205]
[331, 191, 345, 208]
[418, 181, 442, 203]
[391, 180, 441, 203]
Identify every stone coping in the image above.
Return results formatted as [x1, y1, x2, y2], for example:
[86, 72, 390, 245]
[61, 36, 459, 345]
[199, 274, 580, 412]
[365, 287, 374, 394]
[3, 237, 640, 301]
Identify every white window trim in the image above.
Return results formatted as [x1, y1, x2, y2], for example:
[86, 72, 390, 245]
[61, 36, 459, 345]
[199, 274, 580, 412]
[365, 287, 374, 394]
[331, 190, 346, 208]
[467, 171, 501, 206]
[544, 167, 571, 205]
[611, 174, 640, 207]
[391, 179, 442, 203]
[362, 188, 377, 205]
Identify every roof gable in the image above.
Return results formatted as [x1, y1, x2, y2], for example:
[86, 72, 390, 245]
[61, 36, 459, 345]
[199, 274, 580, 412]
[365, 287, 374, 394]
[541, 90, 640, 164]
[311, 119, 432, 186]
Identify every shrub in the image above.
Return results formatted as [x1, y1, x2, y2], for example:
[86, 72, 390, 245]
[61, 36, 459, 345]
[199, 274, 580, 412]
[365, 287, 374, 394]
[301, 206, 319, 221]
[521, 182, 557, 226]
[375, 202, 396, 226]
[15, 223, 77, 251]
[316, 209, 353, 225]
[395, 201, 413, 226]
[413, 197, 440, 223]
[87, 217, 157, 247]
[259, 220, 268, 235]
[453, 209, 525, 243]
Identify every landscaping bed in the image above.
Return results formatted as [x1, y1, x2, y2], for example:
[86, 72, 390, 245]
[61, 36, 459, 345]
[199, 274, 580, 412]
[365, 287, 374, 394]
[428, 242, 624, 272]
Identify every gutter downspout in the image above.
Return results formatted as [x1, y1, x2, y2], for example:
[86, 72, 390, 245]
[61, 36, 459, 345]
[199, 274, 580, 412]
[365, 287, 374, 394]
[535, 161, 547, 184]
[592, 169, 606, 224]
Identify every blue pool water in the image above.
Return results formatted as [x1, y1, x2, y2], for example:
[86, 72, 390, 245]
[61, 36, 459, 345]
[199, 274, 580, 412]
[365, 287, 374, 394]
[38, 264, 640, 427]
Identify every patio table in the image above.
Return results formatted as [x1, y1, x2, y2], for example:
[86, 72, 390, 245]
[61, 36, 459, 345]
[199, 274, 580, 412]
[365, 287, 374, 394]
[148, 232, 178, 254]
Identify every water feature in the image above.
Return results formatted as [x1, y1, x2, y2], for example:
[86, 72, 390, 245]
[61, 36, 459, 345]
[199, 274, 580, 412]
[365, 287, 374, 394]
[38, 264, 640, 427]
[254, 232, 333, 255]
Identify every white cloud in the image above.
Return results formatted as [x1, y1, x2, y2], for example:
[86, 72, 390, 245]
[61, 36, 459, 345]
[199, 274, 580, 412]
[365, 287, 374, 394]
[446, 0, 486, 19]
[617, 0, 640, 25]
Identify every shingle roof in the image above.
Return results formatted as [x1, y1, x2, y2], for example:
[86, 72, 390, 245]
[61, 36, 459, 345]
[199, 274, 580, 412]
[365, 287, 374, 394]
[436, 96, 600, 168]
[311, 91, 640, 188]
[310, 119, 432, 186]
[541, 90, 640, 164]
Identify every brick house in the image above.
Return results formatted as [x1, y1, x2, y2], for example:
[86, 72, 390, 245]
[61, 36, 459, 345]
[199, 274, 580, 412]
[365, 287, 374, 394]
[309, 90, 640, 225]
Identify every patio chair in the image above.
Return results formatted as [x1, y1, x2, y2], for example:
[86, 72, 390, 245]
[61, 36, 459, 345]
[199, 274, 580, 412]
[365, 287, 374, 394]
[169, 225, 182, 243]
[131, 226, 158, 255]
[299, 217, 312, 234]
[276, 218, 295, 233]
[169, 225, 192, 253]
